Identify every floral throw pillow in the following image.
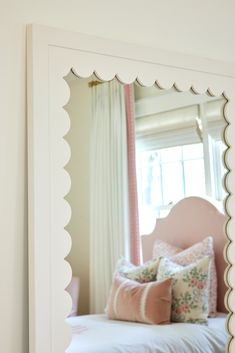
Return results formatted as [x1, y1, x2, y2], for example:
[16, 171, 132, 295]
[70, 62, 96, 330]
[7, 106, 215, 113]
[153, 236, 217, 317]
[157, 256, 211, 324]
[115, 257, 160, 283]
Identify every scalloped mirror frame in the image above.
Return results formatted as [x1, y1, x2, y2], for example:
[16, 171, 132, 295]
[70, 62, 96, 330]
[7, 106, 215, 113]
[27, 24, 235, 353]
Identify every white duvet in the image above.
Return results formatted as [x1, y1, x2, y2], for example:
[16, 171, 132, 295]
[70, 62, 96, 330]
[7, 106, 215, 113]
[66, 313, 228, 353]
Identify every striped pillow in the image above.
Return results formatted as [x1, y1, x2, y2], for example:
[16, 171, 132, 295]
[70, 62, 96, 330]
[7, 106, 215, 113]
[106, 275, 172, 324]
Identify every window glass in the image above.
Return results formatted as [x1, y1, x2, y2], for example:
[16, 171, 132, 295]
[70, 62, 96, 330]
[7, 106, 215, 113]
[161, 146, 181, 162]
[162, 162, 184, 205]
[136, 140, 226, 235]
[184, 159, 205, 195]
[137, 143, 207, 234]
[183, 143, 203, 159]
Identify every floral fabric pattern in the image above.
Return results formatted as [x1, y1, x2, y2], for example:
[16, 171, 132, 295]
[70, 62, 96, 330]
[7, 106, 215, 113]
[115, 257, 160, 283]
[153, 236, 217, 317]
[157, 256, 211, 324]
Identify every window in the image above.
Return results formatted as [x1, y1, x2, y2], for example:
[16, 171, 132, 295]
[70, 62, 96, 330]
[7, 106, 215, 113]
[137, 143, 208, 234]
[134, 88, 227, 235]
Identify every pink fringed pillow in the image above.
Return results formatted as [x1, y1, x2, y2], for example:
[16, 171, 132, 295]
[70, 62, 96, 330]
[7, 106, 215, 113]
[106, 275, 172, 324]
[153, 236, 217, 317]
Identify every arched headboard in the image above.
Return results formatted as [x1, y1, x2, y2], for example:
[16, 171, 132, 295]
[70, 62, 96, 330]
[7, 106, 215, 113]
[141, 196, 228, 313]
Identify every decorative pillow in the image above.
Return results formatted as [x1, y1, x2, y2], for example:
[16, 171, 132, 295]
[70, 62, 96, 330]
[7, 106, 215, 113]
[153, 238, 182, 258]
[106, 274, 172, 324]
[157, 256, 211, 324]
[153, 236, 217, 317]
[115, 257, 160, 283]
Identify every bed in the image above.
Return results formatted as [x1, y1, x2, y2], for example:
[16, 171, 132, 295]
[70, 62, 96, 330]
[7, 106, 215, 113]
[66, 196, 228, 353]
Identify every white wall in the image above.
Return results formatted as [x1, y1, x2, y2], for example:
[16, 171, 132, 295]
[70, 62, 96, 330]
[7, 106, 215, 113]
[1, 1, 234, 353]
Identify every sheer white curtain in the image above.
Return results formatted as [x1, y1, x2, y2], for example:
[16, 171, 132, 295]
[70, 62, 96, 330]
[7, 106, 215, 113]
[89, 79, 130, 313]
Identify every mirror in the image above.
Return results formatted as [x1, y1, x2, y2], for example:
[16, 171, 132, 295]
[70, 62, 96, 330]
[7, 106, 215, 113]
[64, 71, 228, 352]
[27, 25, 234, 353]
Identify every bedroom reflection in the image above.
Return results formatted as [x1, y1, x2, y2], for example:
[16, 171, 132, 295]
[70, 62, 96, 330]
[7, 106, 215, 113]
[134, 84, 227, 235]
[64, 71, 227, 326]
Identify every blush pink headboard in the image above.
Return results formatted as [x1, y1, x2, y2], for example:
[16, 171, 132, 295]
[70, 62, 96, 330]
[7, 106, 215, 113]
[141, 196, 228, 313]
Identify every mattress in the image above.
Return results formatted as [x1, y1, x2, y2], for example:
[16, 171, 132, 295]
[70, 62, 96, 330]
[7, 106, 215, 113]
[66, 313, 228, 353]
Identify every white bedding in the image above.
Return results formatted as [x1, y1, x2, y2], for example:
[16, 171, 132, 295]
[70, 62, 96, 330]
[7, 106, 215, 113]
[66, 313, 228, 353]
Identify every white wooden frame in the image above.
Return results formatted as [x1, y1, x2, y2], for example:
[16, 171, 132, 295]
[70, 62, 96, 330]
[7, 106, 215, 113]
[27, 24, 235, 353]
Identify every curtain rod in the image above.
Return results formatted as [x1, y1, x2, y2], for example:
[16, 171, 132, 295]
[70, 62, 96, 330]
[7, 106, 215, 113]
[88, 79, 128, 87]
[88, 80, 103, 88]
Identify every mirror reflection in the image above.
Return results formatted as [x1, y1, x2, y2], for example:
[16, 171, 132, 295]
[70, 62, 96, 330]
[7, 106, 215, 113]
[64, 72, 228, 353]
[134, 84, 226, 233]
